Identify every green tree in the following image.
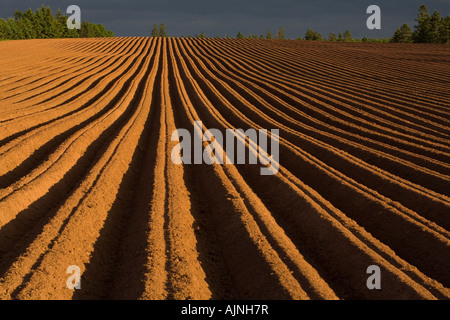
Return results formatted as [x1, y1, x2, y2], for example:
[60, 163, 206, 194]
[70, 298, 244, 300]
[79, 20, 92, 37]
[95, 24, 107, 37]
[343, 29, 352, 42]
[391, 5, 450, 44]
[328, 32, 337, 41]
[16, 8, 37, 39]
[429, 10, 442, 43]
[0, 18, 15, 39]
[337, 32, 343, 41]
[151, 24, 159, 37]
[80, 22, 113, 38]
[275, 26, 285, 39]
[0, 19, 6, 39]
[55, 8, 79, 38]
[35, 5, 60, 38]
[91, 24, 101, 37]
[304, 28, 314, 40]
[391, 23, 413, 43]
[0, 6, 112, 40]
[237, 30, 244, 39]
[266, 29, 272, 39]
[441, 16, 450, 44]
[159, 23, 167, 37]
[304, 28, 322, 40]
[7, 17, 24, 39]
[55, 9, 66, 36]
[412, 5, 431, 43]
[14, 9, 24, 20]
[198, 31, 206, 38]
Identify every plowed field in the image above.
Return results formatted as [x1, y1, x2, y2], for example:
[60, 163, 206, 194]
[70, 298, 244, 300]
[0, 37, 449, 300]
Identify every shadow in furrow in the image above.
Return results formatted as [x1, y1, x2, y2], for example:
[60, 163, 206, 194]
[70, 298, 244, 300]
[0, 41, 147, 189]
[166, 46, 241, 299]
[72, 43, 161, 300]
[0, 39, 152, 281]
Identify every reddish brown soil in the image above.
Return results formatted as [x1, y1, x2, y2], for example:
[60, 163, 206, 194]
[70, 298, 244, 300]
[0, 37, 449, 300]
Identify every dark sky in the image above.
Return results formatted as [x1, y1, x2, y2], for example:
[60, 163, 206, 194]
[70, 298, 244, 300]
[1, 0, 450, 39]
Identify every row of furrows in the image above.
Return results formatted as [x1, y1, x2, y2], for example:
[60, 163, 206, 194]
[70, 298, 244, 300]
[186, 38, 450, 232]
[248, 43, 450, 129]
[190, 39, 450, 192]
[0, 37, 134, 117]
[213, 39, 450, 119]
[0, 38, 139, 134]
[199, 43, 450, 160]
[0, 38, 129, 103]
[206, 39, 450, 142]
[234, 39, 450, 98]
[1, 38, 124, 86]
[194, 40, 450, 159]
[0, 37, 148, 188]
[171, 37, 450, 294]
[0, 37, 157, 298]
[0, 38, 112, 78]
[167, 38, 336, 299]
[0, 37, 448, 300]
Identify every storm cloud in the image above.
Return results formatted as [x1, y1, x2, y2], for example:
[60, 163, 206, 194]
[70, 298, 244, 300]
[1, 0, 449, 39]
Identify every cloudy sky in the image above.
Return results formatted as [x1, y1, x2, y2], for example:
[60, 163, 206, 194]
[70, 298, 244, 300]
[1, 0, 450, 39]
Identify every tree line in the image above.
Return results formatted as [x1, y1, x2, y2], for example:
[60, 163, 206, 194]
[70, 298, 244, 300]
[236, 27, 286, 40]
[177, 26, 367, 42]
[0, 5, 114, 40]
[300, 4, 449, 43]
[180, 4, 449, 44]
[391, 5, 450, 43]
